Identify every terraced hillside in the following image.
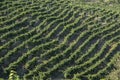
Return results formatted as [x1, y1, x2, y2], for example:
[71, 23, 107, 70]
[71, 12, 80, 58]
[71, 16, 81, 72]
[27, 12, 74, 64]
[0, 0, 120, 80]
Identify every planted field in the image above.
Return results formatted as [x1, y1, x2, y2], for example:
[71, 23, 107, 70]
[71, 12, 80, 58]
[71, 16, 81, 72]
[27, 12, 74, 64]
[0, 0, 120, 80]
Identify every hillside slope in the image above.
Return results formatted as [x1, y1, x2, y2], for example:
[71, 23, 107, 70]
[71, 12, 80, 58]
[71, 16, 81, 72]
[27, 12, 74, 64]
[0, 0, 120, 80]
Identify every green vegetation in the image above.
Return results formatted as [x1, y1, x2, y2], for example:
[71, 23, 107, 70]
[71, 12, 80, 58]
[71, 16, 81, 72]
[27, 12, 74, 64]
[106, 55, 120, 80]
[0, 0, 120, 80]
[8, 70, 20, 80]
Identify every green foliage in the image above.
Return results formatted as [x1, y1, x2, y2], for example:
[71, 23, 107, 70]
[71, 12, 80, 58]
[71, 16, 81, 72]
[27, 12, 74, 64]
[0, 78, 4, 80]
[106, 55, 120, 80]
[8, 70, 20, 80]
[0, 0, 120, 80]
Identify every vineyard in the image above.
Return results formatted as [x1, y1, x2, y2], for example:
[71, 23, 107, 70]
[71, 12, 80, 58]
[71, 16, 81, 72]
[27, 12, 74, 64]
[0, 0, 120, 80]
